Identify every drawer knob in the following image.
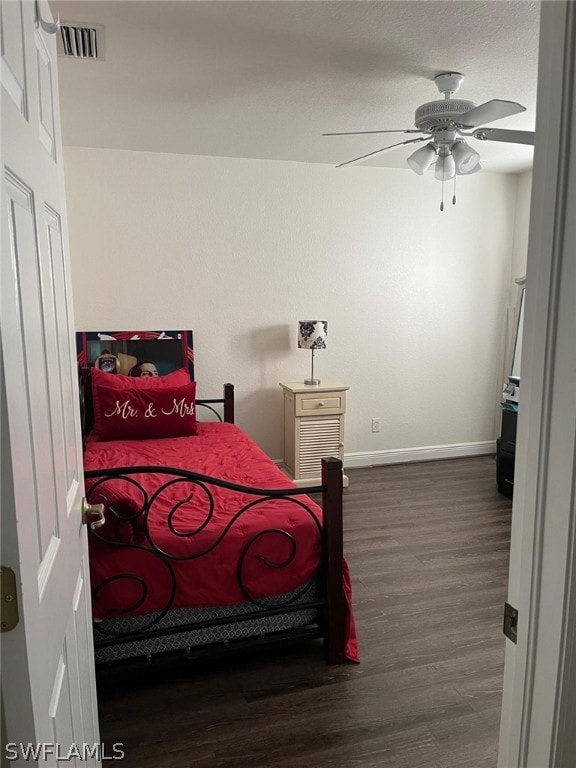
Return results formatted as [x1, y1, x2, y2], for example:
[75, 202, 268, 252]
[317, 401, 325, 407]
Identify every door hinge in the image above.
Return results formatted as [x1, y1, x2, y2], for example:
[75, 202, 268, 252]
[503, 601, 518, 644]
[0, 567, 19, 632]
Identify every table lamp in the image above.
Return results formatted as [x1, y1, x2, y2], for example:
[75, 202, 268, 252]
[298, 320, 327, 385]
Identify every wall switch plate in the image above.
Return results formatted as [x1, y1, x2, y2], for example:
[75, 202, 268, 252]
[371, 418, 381, 433]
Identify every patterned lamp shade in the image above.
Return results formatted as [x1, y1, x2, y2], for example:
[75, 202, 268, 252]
[298, 321, 327, 385]
[298, 321, 328, 350]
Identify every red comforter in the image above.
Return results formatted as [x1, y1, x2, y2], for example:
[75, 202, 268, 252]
[84, 423, 358, 662]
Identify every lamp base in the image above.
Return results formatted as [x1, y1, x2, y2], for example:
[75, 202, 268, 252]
[304, 378, 320, 386]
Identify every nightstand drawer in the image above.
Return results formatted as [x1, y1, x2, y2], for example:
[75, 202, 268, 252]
[295, 392, 345, 416]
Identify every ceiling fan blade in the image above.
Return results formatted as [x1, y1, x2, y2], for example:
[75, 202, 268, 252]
[472, 127, 535, 145]
[459, 99, 526, 127]
[324, 129, 423, 136]
[336, 136, 428, 168]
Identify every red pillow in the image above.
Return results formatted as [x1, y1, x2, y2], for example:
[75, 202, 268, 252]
[91, 367, 191, 438]
[95, 382, 198, 441]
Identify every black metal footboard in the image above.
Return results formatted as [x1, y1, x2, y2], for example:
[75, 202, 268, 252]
[84, 456, 345, 667]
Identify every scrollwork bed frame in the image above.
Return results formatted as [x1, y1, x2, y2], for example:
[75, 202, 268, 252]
[80, 372, 347, 669]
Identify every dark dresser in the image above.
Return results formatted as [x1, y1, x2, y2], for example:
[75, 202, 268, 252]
[497, 406, 517, 498]
[498, 278, 525, 499]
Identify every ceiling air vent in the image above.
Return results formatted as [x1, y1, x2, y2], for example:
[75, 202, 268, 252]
[57, 23, 105, 60]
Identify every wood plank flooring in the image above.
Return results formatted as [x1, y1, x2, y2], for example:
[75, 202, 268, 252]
[97, 456, 512, 768]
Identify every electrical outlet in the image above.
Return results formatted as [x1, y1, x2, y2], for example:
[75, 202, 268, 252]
[371, 418, 381, 433]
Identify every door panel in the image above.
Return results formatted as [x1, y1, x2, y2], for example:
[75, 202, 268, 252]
[49, 655, 75, 754]
[70, 571, 98, 757]
[34, 28, 55, 159]
[45, 206, 80, 491]
[6, 169, 60, 561]
[0, 0, 28, 115]
[39, 206, 68, 497]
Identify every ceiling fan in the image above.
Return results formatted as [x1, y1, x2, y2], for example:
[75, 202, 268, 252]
[324, 73, 535, 210]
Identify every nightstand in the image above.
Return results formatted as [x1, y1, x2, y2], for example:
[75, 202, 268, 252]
[279, 381, 349, 488]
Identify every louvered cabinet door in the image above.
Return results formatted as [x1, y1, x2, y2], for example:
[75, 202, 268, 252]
[297, 415, 344, 477]
[280, 381, 349, 487]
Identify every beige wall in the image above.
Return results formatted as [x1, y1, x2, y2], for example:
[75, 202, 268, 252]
[64, 147, 521, 462]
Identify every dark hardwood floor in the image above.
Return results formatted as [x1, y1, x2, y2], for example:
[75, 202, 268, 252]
[97, 456, 512, 768]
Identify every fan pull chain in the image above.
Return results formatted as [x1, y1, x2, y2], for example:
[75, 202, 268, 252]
[440, 156, 445, 211]
[453, 171, 457, 206]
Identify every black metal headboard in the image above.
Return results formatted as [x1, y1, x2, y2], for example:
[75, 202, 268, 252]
[78, 367, 234, 439]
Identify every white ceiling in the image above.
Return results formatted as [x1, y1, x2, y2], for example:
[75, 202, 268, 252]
[52, 0, 540, 173]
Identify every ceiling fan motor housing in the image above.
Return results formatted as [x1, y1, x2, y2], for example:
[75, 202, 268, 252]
[414, 99, 475, 133]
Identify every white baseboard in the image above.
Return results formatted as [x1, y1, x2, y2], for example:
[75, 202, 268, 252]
[343, 440, 496, 469]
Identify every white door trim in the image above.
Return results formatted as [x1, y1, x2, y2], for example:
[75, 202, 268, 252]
[498, 2, 576, 766]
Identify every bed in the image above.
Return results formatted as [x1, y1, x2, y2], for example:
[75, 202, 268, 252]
[80, 358, 358, 669]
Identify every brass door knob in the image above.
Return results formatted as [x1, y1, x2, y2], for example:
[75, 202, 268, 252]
[82, 498, 106, 530]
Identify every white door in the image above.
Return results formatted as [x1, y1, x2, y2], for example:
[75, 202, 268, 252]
[1, 0, 100, 763]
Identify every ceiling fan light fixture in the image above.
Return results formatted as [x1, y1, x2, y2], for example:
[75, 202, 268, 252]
[452, 140, 481, 174]
[459, 159, 482, 175]
[434, 153, 455, 181]
[406, 143, 436, 175]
